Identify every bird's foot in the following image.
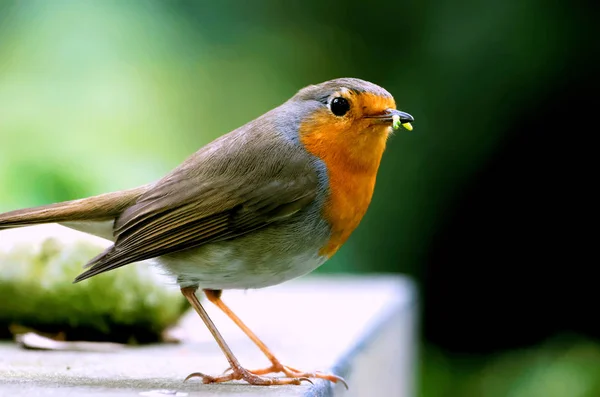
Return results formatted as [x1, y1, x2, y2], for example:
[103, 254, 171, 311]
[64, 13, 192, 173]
[184, 365, 312, 386]
[220, 362, 348, 389]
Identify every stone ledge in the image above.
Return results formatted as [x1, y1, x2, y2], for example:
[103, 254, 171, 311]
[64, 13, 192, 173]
[0, 275, 417, 396]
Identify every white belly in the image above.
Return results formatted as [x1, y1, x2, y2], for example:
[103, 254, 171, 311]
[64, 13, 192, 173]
[157, 243, 328, 290]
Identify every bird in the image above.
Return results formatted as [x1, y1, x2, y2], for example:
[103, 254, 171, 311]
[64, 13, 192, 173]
[0, 77, 414, 387]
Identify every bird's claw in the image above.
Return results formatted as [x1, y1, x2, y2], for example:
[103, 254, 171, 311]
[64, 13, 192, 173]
[210, 363, 348, 389]
[183, 367, 312, 386]
[281, 365, 348, 389]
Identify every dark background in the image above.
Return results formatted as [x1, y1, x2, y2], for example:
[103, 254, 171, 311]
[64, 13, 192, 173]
[0, 1, 597, 395]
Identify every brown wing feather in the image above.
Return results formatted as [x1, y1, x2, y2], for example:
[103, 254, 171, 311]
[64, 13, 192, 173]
[73, 127, 319, 283]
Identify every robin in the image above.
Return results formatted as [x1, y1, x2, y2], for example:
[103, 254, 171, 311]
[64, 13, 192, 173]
[0, 78, 414, 387]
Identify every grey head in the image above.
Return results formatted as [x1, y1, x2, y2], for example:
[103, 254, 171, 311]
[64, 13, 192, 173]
[291, 77, 393, 103]
[271, 78, 394, 144]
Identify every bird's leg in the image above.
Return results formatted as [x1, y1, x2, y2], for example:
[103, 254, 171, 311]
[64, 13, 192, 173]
[180, 287, 310, 386]
[203, 289, 347, 389]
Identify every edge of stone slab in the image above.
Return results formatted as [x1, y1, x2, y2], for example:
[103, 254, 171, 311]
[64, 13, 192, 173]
[302, 276, 417, 397]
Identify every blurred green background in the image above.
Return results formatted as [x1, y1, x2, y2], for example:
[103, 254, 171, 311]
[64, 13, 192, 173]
[0, 1, 597, 396]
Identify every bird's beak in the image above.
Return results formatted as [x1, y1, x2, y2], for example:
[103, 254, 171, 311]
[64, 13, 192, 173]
[388, 109, 414, 124]
[367, 109, 414, 131]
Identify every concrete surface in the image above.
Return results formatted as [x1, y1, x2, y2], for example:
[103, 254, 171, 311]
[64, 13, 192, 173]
[0, 275, 417, 396]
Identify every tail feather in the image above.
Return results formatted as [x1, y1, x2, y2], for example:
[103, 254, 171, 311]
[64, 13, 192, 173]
[0, 186, 148, 230]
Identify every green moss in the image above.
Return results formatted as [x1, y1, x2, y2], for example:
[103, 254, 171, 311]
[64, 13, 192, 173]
[0, 238, 189, 343]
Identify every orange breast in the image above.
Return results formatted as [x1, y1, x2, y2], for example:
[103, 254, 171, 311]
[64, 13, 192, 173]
[299, 107, 389, 258]
[318, 162, 379, 257]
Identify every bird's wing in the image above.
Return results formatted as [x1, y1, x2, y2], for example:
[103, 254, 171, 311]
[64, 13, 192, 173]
[74, 130, 320, 282]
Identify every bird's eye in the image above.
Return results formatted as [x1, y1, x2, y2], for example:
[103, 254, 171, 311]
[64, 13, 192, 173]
[330, 97, 350, 117]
